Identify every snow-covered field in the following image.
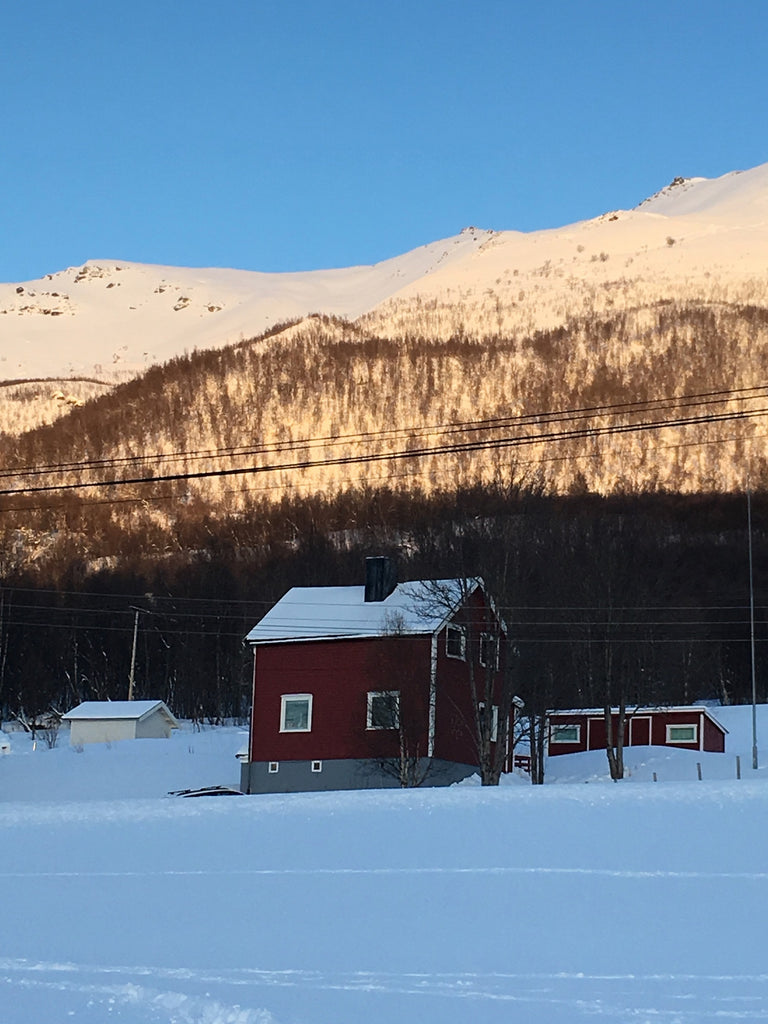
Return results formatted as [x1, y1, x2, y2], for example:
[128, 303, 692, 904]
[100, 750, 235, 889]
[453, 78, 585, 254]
[2, 707, 768, 1023]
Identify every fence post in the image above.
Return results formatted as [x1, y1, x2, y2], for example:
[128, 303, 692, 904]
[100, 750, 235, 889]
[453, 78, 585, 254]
[696, 762, 702, 781]
[736, 755, 741, 780]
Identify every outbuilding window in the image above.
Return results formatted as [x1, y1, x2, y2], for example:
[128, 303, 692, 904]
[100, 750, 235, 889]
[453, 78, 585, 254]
[280, 694, 313, 732]
[666, 723, 697, 744]
[551, 723, 580, 744]
[446, 624, 466, 660]
[367, 691, 400, 730]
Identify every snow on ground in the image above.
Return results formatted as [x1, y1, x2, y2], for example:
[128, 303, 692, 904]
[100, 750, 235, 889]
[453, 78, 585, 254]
[2, 709, 768, 1023]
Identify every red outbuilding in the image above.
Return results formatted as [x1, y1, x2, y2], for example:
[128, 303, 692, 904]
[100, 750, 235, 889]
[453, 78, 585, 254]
[241, 558, 513, 793]
[547, 706, 728, 756]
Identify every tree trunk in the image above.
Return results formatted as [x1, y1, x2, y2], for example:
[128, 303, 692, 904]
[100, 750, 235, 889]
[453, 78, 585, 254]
[604, 702, 626, 781]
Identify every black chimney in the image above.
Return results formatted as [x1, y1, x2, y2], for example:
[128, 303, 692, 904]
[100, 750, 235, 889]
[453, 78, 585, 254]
[364, 556, 397, 602]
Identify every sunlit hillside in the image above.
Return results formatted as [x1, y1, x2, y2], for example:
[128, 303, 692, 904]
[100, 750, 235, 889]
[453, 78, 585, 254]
[1, 164, 767, 444]
[3, 301, 767, 511]
[0, 164, 767, 571]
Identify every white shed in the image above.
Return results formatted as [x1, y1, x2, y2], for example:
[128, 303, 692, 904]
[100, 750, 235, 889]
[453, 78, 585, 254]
[62, 700, 180, 746]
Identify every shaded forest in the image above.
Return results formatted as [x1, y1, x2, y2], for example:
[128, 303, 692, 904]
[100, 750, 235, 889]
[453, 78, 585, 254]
[0, 484, 765, 728]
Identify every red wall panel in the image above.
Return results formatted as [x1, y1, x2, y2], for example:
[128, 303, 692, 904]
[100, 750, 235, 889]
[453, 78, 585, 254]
[250, 635, 432, 762]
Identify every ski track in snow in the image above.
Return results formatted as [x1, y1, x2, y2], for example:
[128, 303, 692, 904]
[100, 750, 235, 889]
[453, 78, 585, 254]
[2, 865, 768, 881]
[3, 958, 768, 1022]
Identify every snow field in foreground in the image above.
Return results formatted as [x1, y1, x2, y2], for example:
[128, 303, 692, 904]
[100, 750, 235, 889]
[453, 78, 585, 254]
[1, 717, 768, 1023]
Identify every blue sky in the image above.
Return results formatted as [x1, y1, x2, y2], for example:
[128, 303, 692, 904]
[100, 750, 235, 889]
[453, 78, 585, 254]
[2, 0, 766, 283]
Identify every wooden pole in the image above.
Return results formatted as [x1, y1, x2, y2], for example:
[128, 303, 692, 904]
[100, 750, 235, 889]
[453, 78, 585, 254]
[128, 608, 139, 701]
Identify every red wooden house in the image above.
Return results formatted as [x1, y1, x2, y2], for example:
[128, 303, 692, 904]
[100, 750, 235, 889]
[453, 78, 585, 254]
[547, 706, 727, 756]
[241, 558, 512, 793]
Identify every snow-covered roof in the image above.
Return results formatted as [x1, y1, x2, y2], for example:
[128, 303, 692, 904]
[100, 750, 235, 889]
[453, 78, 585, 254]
[246, 578, 481, 644]
[548, 706, 728, 732]
[62, 700, 180, 726]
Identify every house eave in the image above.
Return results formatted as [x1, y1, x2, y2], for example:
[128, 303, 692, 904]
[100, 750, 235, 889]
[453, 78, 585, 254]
[249, 629, 431, 647]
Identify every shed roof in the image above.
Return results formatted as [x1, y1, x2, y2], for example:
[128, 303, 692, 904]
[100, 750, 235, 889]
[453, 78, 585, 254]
[62, 700, 180, 726]
[549, 706, 728, 733]
[246, 578, 483, 644]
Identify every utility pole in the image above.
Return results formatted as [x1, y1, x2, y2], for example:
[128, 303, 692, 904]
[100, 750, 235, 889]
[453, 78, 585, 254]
[128, 608, 140, 701]
[748, 487, 758, 770]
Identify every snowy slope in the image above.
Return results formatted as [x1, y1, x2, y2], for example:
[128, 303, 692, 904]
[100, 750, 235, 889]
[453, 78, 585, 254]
[636, 163, 768, 220]
[2, 710, 768, 1024]
[0, 229, 492, 381]
[2, 162, 768, 389]
[366, 161, 768, 340]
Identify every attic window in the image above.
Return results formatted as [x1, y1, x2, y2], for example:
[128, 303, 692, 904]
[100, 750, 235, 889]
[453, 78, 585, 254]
[446, 624, 466, 660]
[280, 694, 313, 732]
[479, 633, 498, 669]
[367, 691, 400, 730]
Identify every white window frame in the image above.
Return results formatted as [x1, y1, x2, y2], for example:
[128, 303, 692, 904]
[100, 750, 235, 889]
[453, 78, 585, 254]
[666, 723, 698, 744]
[479, 632, 499, 669]
[445, 623, 466, 660]
[311, 760, 323, 773]
[268, 761, 279, 774]
[550, 723, 580, 744]
[280, 693, 313, 733]
[478, 702, 499, 742]
[367, 690, 400, 730]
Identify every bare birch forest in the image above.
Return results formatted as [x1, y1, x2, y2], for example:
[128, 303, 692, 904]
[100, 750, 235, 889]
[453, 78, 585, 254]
[0, 298, 766, 724]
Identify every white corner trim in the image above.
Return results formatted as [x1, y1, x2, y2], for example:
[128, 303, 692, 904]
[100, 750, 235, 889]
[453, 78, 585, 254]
[428, 632, 437, 757]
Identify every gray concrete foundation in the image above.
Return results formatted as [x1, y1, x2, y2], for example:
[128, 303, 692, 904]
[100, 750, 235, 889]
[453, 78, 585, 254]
[240, 757, 477, 794]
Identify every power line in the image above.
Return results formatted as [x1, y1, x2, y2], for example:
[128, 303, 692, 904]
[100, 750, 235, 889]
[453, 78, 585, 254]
[1, 394, 767, 498]
[2, 383, 766, 483]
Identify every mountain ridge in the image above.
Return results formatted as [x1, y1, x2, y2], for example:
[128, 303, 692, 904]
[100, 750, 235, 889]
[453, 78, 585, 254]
[0, 229, 494, 383]
[2, 163, 767, 389]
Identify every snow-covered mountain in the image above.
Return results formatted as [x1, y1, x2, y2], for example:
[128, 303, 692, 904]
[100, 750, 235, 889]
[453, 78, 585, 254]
[2, 163, 768, 387]
[0, 229, 493, 382]
[362, 162, 768, 342]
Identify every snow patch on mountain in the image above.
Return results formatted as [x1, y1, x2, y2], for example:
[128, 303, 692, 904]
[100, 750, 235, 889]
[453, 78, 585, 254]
[0, 231, 493, 383]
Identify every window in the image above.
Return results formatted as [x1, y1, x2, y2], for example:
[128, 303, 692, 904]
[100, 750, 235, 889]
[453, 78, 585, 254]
[311, 760, 323, 773]
[551, 723, 580, 744]
[367, 691, 400, 730]
[446, 624, 466, 660]
[268, 761, 279, 774]
[666, 723, 697, 744]
[478, 702, 499, 742]
[280, 694, 313, 732]
[479, 633, 498, 669]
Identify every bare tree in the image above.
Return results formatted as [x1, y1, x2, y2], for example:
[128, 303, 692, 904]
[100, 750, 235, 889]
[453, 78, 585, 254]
[364, 618, 435, 787]
[415, 578, 517, 786]
[366, 687, 434, 787]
